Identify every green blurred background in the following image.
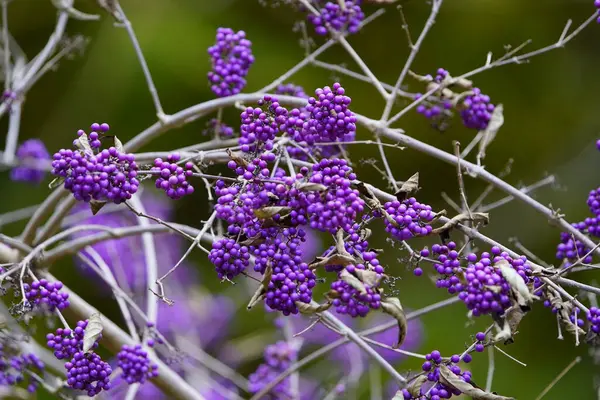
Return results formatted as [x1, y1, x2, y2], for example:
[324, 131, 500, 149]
[2, 0, 600, 399]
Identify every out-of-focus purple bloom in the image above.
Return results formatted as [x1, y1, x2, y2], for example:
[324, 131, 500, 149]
[10, 139, 50, 184]
[69, 191, 193, 291]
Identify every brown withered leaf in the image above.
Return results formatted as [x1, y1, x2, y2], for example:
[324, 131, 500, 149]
[226, 148, 249, 168]
[253, 206, 292, 219]
[406, 375, 428, 398]
[247, 265, 272, 309]
[296, 301, 332, 315]
[394, 172, 419, 201]
[354, 269, 383, 287]
[308, 253, 355, 270]
[380, 297, 407, 347]
[89, 200, 107, 215]
[240, 235, 266, 246]
[339, 269, 367, 295]
[477, 104, 504, 162]
[295, 182, 328, 192]
[438, 365, 514, 400]
[431, 212, 489, 235]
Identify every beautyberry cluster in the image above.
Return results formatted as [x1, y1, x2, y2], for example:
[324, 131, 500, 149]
[460, 87, 495, 130]
[306, 158, 364, 233]
[209, 237, 251, 280]
[595, 0, 600, 23]
[249, 341, 297, 398]
[275, 83, 308, 99]
[265, 257, 316, 315]
[401, 350, 472, 399]
[416, 68, 453, 120]
[239, 95, 287, 153]
[207, 28, 254, 97]
[65, 351, 112, 397]
[23, 279, 70, 312]
[556, 219, 599, 266]
[117, 344, 158, 384]
[378, 197, 435, 240]
[151, 153, 195, 199]
[51, 123, 139, 204]
[0, 344, 45, 393]
[307, 1, 364, 36]
[206, 119, 234, 138]
[46, 320, 101, 360]
[330, 278, 381, 317]
[588, 307, 600, 334]
[10, 139, 50, 184]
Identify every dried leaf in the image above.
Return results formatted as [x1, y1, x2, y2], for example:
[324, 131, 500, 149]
[295, 182, 328, 192]
[82, 313, 103, 353]
[505, 306, 526, 334]
[309, 253, 355, 270]
[407, 375, 428, 398]
[477, 104, 504, 161]
[247, 265, 272, 309]
[431, 212, 489, 234]
[492, 316, 512, 344]
[113, 136, 124, 153]
[395, 172, 419, 201]
[48, 176, 65, 190]
[89, 200, 107, 215]
[392, 390, 407, 400]
[74, 133, 93, 155]
[253, 207, 292, 219]
[296, 301, 332, 315]
[240, 235, 266, 246]
[380, 297, 407, 347]
[438, 365, 514, 400]
[339, 269, 367, 295]
[354, 269, 383, 287]
[496, 259, 537, 309]
[226, 149, 249, 168]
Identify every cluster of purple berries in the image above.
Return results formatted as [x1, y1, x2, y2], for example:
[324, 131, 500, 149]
[307, 1, 364, 36]
[46, 320, 101, 360]
[51, 123, 139, 204]
[378, 197, 435, 240]
[209, 237, 251, 280]
[322, 224, 382, 273]
[117, 344, 158, 384]
[400, 350, 472, 399]
[265, 257, 316, 315]
[429, 244, 534, 316]
[330, 278, 381, 317]
[23, 279, 70, 312]
[206, 119, 234, 137]
[275, 83, 308, 99]
[10, 139, 50, 184]
[595, 0, 600, 23]
[151, 153, 195, 200]
[474, 331, 486, 352]
[588, 307, 600, 334]
[306, 158, 364, 233]
[415, 68, 453, 120]
[460, 87, 495, 131]
[207, 27, 254, 97]
[0, 344, 45, 393]
[65, 351, 112, 397]
[248, 341, 297, 398]
[239, 96, 286, 153]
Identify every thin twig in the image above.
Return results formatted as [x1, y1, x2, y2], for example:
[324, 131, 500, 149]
[534, 356, 581, 400]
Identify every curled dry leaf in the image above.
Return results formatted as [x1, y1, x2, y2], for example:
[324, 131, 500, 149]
[492, 315, 513, 343]
[48, 176, 65, 190]
[308, 253, 355, 270]
[354, 269, 383, 287]
[438, 364, 514, 400]
[89, 200, 107, 216]
[82, 313, 103, 353]
[113, 136, 125, 154]
[295, 301, 332, 315]
[395, 172, 419, 201]
[247, 265, 272, 309]
[226, 148, 248, 168]
[477, 104, 504, 161]
[295, 182, 328, 192]
[253, 206, 292, 219]
[431, 212, 489, 235]
[406, 375, 428, 398]
[380, 297, 407, 347]
[496, 259, 538, 310]
[339, 269, 367, 295]
[75, 133, 93, 155]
